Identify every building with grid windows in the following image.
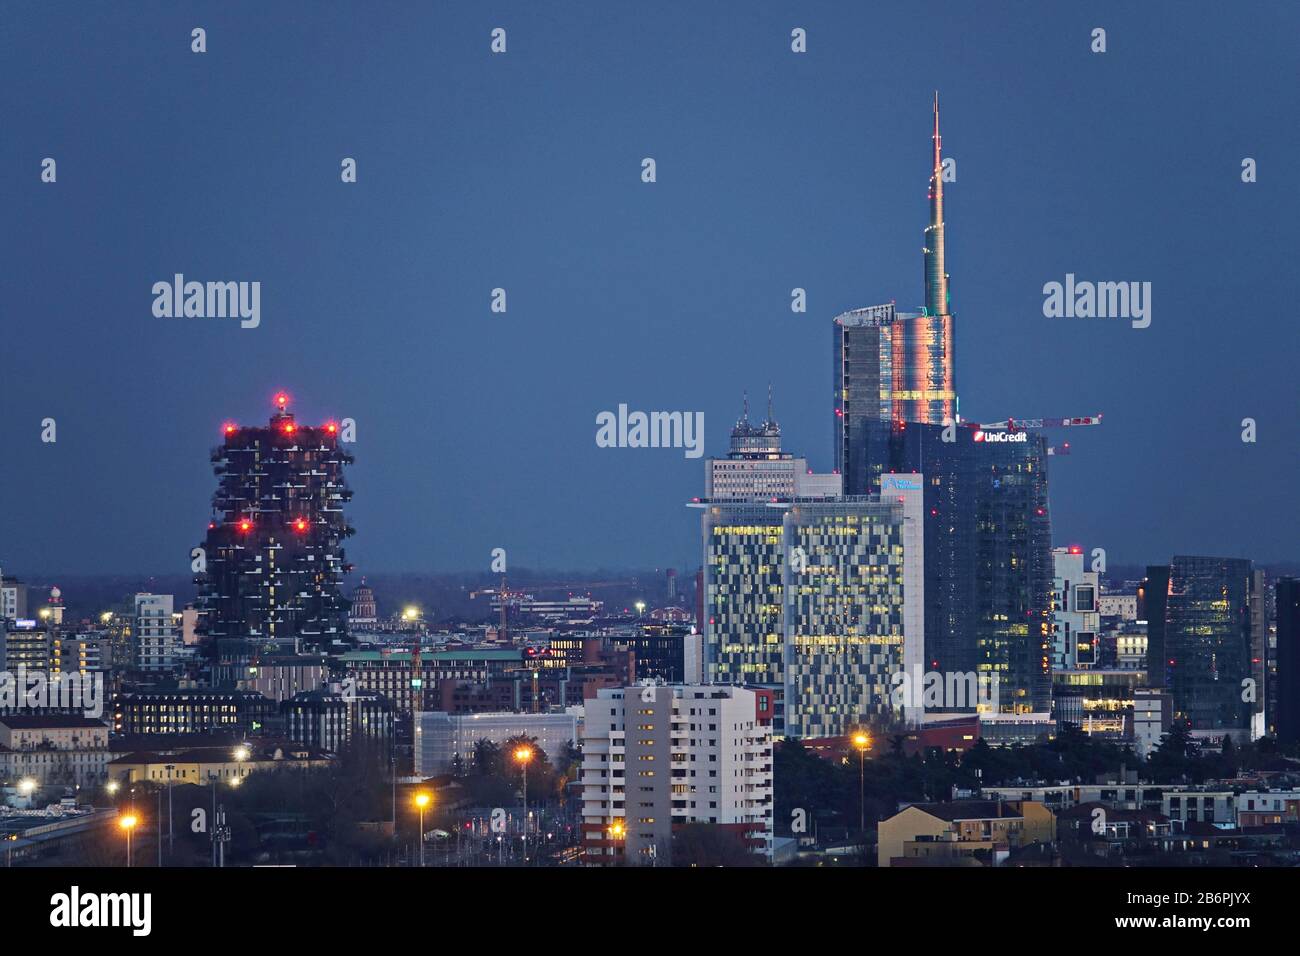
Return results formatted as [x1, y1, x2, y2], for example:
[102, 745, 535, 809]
[1144, 556, 1257, 734]
[579, 684, 772, 866]
[696, 480, 924, 738]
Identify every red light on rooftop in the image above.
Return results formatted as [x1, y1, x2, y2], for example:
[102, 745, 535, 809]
[223, 423, 237, 436]
[325, 422, 338, 434]
[238, 519, 252, 533]
[1068, 545, 1082, 554]
[275, 392, 289, 408]
[282, 423, 296, 435]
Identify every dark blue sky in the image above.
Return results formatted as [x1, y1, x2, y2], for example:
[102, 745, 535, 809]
[2, 1, 1297, 575]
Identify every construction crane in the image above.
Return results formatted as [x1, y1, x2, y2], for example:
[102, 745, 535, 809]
[967, 414, 1102, 432]
[960, 413, 1101, 456]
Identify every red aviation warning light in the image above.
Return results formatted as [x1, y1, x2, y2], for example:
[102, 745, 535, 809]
[223, 423, 237, 436]
[274, 392, 289, 409]
[281, 422, 296, 435]
[238, 519, 253, 533]
[293, 517, 309, 533]
[325, 422, 338, 435]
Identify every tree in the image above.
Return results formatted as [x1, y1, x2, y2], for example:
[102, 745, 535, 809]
[671, 824, 760, 867]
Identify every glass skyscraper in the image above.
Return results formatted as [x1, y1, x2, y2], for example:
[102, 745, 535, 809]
[1145, 556, 1255, 731]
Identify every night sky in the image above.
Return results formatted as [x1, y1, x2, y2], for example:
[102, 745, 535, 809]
[2, 1, 1297, 576]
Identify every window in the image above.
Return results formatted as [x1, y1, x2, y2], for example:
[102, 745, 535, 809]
[1075, 585, 1095, 612]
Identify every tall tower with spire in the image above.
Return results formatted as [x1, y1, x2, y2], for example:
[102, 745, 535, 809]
[894, 91, 957, 426]
[924, 92, 949, 317]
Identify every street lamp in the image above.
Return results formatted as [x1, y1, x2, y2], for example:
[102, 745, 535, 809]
[119, 814, 138, 868]
[852, 731, 871, 833]
[607, 820, 626, 866]
[106, 780, 120, 797]
[233, 745, 250, 787]
[16, 778, 36, 798]
[414, 792, 431, 867]
[513, 746, 534, 861]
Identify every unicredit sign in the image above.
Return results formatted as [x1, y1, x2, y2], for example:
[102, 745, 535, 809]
[973, 430, 1027, 443]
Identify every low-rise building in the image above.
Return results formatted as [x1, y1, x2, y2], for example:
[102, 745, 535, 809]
[877, 800, 1055, 867]
[0, 715, 111, 789]
[414, 709, 580, 776]
[113, 688, 276, 736]
[107, 743, 332, 787]
[282, 686, 393, 753]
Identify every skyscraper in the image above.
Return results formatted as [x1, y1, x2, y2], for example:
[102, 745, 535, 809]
[861, 422, 1053, 713]
[696, 483, 923, 737]
[1275, 578, 1300, 746]
[194, 394, 355, 654]
[833, 94, 956, 448]
[1145, 556, 1256, 733]
[782, 487, 924, 737]
[834, 100, 1053, 714]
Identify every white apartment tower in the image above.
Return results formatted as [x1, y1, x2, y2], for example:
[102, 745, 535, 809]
[580, 684, 773, 865]
[133, 593, 179, 671]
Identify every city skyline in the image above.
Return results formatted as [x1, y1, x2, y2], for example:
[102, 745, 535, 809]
[5, 3, 1300, 905]
[3, 4, 1296, 577]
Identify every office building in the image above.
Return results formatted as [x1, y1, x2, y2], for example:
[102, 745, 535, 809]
[1145, 556, 1255, 732]
[707, 391, 841, 501]
[413, 709, 580, 776]
[782, 484, 924, 736]
[1275, 578, 1300, 746]
[113, 688, 276, 736]
[0, 619, 50, 674]
[282, 685, 394, 753]
[698, 483, 923, 736]
[847, 421, 1053, 714]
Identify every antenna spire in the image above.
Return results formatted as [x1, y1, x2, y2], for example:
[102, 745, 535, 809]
[925, 91, 949, 316]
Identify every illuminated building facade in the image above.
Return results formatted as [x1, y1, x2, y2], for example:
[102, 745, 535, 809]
[782, 494, 921, 738]
[1145, 556, 1256, 731]
[850, 420, 1053, 714]
[697, 483, 924, 737]
[832, 95, 955, 462]
[700, 501, 785, 692]
[194, 394, 354, 653]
